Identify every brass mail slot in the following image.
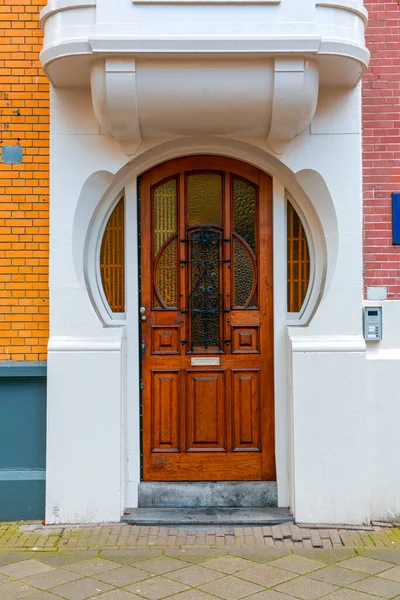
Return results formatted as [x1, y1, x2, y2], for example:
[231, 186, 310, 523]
[191, 357, 220, 366]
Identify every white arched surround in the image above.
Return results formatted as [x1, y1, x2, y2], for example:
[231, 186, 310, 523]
[51, 135, 342, 522]
[46, 88, 368, 525]
[84, 142, 328, 330]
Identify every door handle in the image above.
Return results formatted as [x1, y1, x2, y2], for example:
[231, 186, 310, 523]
[140, 307, 147, 323]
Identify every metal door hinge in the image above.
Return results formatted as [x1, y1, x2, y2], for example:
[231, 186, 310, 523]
[140, 380, 144, 390]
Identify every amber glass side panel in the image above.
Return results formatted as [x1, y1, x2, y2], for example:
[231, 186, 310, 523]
[153, 179, 178, 308]
[287, 201, 310, 312]
[100, 198, 125, 313]
[156, 238, 178, 308]
[154, 180, 177, 255]
[188, 174, 222, 226]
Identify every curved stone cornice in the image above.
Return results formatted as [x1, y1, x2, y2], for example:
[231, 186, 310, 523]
[40, 0, 96, 24]
[40, 0, 369, 88]
[269, 59, 319, 154]
[316, 0, 368, 23]
[91, 59, 142, 155]
[40, 0, 369, 154]
[90, 57, 319, 156]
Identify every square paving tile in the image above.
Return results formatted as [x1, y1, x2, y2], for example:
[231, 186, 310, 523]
[249, 592, 298, 600]
[20, 593, 59, 600]
[199, 557, 257, 574]
[22, 569, 82, 590]
[336, 557, 392, 575]
[236, 564, 296, 587]
[166, 565, 224, 586]
[165, 550, 228, 564]
[360, 550, 400, 565]
[164, 591, 222, 600]
[38, 553, 98, 568]
[134, 557, 191, 575]
[93, 566, 151, 586]
[322, 591, 382, 600]
[88, 592, 144, 600]
[309, 567, 367, 586]
[294, 550, 356, 565]
[229, 549, 291, 564]
[50, 577, 114, 600]
[0, 573, 11, 584]
[269, 556, 326, 575]
[348, 575, 400, 598]
[64, 559, 121, 577]
[0, 554, 36, 568]
[0, 581, 35, 600]
[126, 575, 189, 600]
[378, 565, 400, 582]
[199, 575, 264, 600]
[101, 551, 163, 566]
[273, 577, 338, 600]
[0, 560, 55, 579]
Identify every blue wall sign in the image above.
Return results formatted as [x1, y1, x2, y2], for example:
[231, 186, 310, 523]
[392, 193, 400, 245]
[2, 145, 23, 164]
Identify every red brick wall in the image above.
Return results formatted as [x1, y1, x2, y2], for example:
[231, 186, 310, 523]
[363, 0, 400, 298]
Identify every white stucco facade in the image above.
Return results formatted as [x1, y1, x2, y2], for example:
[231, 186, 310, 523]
[40, 0, 400, 525]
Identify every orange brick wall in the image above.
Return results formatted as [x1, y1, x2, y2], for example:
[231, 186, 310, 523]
[0, 0, 49, 361]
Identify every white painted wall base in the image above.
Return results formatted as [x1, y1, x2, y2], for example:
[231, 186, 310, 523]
[46, 338, 124, 523]
[366, 301, 400, 523]
[289, 335, 370, 525]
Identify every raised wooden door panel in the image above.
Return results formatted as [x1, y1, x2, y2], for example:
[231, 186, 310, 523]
[231, 326, 260, 353]
[186, 370, 226, 451]
[152, 327, 180, 354]
[151, 371, 180, 452]
[232, 369, 261, 451]
[141, 156, 275, 481]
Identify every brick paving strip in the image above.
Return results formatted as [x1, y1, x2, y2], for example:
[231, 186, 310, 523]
[1, 525, 400, 600]
[0, 521, 400, 552]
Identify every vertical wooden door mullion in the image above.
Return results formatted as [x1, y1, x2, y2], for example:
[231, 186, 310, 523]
[178, 171, 187, 454]
[259, 171, 275, 479]
[223, 171, 233, 452]
[140, 172, 152, 479]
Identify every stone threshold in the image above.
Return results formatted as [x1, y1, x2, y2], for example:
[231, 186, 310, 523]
[122, 507, 293, 526]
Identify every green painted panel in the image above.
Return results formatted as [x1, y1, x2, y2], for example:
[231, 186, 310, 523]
[0, 361, 46, 378]
[0, 379, 46, 470]
[0, 481, 45, 521]
[0, 363, 47, 521]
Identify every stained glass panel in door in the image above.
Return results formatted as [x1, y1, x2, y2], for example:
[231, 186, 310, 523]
[233, 178, 257, 307]
[153, 179, 178, 308]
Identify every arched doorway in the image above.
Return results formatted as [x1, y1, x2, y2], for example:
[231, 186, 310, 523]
[139, 156, 275, 481]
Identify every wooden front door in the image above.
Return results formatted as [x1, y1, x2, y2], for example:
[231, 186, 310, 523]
[140, 156, 275, 481]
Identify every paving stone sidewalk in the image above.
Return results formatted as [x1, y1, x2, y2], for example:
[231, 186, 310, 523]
[3, 543, 400, 600]
[1, 522, 400, 600]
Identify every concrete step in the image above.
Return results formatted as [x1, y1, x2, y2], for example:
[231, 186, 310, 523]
[138, 482, 277, 508]
[122, 507, 292, 526]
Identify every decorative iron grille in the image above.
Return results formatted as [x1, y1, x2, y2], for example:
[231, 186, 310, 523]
[180, 226, 231, 350]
